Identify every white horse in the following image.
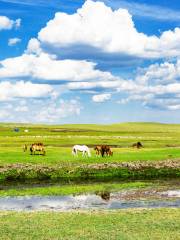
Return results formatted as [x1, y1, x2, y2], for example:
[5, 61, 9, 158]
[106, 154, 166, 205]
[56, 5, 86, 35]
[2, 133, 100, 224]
[72, 145, 91, 157]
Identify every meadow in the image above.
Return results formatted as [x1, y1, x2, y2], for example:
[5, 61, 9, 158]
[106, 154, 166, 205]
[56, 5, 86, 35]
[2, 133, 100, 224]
[0, 122, 180, 163]
[0, 122, 179, 183]
[0, 122, 179, 240]
[0, 209, 179, 240]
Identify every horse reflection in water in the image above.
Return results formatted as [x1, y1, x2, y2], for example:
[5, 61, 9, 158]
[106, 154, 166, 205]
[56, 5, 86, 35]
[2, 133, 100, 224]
[96, 191, 111, 201]
[72, 145, 91, 157]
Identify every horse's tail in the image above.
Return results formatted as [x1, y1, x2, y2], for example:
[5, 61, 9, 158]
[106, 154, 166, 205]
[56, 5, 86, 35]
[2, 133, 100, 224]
[72, 147, 76, 155]
[30, 145, 33, 155]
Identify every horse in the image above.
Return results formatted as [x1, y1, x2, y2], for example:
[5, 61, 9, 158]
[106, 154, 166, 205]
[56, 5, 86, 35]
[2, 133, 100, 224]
[30, 143, 46, 156]
[23, 144, 27, 152]
[132, 142, 143, 149]
[94, 145, 101, 156]
[101, 145, 113, 157]
[72, 145, 91, 157]
[95, 145, 113, 157]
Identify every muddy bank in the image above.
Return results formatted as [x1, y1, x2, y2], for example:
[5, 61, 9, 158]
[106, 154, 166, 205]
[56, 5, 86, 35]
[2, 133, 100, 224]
[0, 160, 179, 184]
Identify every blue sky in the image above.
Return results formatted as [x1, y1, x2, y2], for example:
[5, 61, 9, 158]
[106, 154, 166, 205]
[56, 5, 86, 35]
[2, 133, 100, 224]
[0, 0, 180, 123]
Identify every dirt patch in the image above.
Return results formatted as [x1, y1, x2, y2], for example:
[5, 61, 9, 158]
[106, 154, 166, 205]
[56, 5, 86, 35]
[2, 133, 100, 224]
[84, 160, 180, 170]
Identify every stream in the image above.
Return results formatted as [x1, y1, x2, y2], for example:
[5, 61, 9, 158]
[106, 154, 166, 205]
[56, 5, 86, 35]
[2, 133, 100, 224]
[0, 189, 179, 211]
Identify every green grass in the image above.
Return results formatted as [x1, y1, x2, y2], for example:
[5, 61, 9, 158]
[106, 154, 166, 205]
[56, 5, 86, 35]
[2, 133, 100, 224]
[0, 181, 153, 197]
[0, 122, 179, 182]
[0, 209, 179, 240]
[0, 122, 180, 148]
[0, 146, 179, 166]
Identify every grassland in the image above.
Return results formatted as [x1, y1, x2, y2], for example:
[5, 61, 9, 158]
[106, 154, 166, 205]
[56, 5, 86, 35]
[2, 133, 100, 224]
[0, 146, 180, 165]
[0, 181, 154, 197]
[0, 123, 179, 240]
[0, 209, 179, 240]
[1, 122, 180, 148]
[0, 122, 179, 182]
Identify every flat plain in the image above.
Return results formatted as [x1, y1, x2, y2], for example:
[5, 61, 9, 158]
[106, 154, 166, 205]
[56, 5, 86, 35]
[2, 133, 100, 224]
[0, 122, 179, 240]
[0, 122, 180, 165]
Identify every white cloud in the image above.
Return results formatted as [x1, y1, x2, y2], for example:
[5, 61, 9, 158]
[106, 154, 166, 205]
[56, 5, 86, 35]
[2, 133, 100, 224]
[1, 0, 180, 120]
[116, 58, 180, 110]
[14, 18, 21, 28]
[26, 38, 42, 54]
[68, 80, 119, 90]
[8, 38, 21, 46]
[0, 16, 21, 30]
[0, 81, 55, 101]
[136, 60, 180, 85]
[92, 93, 111, 102]
[0, 98, 82, 123]
[0, 52, 114, 82]
[37, 0, 180, 58]
[36, 99, 82, 123]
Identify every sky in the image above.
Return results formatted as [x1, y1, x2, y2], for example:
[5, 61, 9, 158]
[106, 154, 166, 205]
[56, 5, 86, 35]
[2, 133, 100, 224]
[0, 0, 180, 124]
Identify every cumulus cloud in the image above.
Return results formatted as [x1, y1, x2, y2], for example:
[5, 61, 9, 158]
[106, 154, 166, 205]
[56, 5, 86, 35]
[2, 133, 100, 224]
[0, 16, 21, 30]
[117, 58, 180, 110]
[26, 38, 42, 54]
[8, 38, 21, 46]
[92, 93, 111, 102]
[136, 60, 180, 85]
[0, 81, 55, 101]
[0, 99, 82, 123]
[36, 99, 81, 123]
[37, 0, 180, 59]
[1, 0, 180, 124]
[0, 52, 115, 82]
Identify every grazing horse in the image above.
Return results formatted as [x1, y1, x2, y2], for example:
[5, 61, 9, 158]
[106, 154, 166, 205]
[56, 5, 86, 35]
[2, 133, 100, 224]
[72, 145, 91, 157]
[94, 146, 101, 156]
[95, 145, 113, 157]
[23, 144, 27, 152]
[30, 143, 46, 155]
[132, 142, 143, 149]
[101, 145, 113, 157]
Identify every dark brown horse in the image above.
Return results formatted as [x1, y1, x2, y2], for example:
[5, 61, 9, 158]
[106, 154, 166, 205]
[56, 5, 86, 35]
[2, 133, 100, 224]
[95, 145, 113, 157]
[132, 142, 143, 149]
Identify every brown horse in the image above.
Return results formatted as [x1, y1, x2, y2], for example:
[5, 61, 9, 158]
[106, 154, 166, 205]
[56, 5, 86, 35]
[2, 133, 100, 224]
[101, 145, 113, 157]
[94, 146, 101, 156]
[95, 145, 113, 157]
[30, 143, 46, 155]
[132, 142, 143, 149]
[23, 144, 27, 152]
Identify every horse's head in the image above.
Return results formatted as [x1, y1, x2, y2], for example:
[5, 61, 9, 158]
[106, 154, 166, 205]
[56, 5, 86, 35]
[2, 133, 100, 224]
[109, 150, 113, 156]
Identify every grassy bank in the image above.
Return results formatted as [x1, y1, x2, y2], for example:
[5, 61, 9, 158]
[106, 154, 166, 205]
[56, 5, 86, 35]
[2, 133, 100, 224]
[0, 209, 179, 240]
[0, 181, 154, 197]
[0, 161, 179, 184]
